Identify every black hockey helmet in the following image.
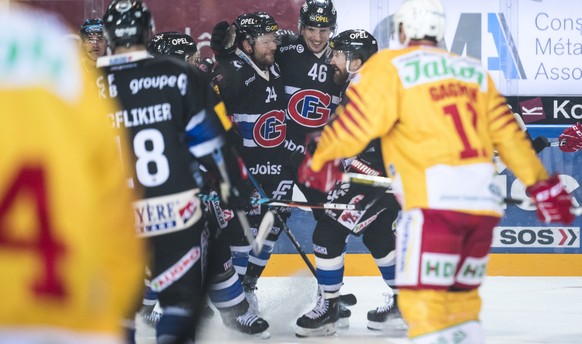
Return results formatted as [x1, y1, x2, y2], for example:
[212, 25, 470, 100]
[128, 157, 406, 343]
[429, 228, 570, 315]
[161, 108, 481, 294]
[298, 0, 337, 29]
[80, 18, 103, 38]
[330, 29, 378, 63]
[148, 31, 197, 57]
[102, 0, 154, 49]
[234, 12, 279, 46]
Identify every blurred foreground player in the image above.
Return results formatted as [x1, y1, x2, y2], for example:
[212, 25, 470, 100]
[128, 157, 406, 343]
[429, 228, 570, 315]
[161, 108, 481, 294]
[299, 0, 575, 343]
[0, 5, 144, 344]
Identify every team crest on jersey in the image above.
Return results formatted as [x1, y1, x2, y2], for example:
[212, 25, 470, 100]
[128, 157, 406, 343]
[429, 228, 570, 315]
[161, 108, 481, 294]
[287, 89, 331, 128]
[253, 110, 287, 147]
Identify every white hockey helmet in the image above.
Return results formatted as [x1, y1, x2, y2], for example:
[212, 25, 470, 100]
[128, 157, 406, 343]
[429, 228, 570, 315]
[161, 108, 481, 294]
[393, 0, 446, 44]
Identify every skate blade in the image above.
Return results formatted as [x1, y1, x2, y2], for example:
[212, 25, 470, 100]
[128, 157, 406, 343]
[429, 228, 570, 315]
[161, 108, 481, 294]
[255, 330, 271, 339]
[367, 319, 408, 334]
[295, 323, 336, 337]
[336, 317, 349, 329]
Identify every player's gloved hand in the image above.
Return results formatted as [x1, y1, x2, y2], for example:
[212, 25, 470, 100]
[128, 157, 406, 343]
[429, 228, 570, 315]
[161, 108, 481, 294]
[197, 57, 214, 74]
[215, 147, 253, 211]
[210, 21, 236, 56]
[526, 174, 574, 225]
[297, 132, 342, 192]
[558, 122, 582, 152]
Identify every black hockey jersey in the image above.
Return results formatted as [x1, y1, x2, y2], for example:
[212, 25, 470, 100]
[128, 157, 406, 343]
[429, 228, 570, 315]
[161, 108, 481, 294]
[276, 34, 343, 156]
[98, 51, 225, 236]
[212, 49, 288, 183]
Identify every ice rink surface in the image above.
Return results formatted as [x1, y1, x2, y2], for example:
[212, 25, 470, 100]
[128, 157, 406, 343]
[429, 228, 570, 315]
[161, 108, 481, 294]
[137, 275, 582, 344]
[138, 275, 582, 344]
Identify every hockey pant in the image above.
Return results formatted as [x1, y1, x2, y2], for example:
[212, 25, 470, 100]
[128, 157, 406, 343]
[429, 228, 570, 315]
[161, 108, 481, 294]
[395, 208, 500, 344]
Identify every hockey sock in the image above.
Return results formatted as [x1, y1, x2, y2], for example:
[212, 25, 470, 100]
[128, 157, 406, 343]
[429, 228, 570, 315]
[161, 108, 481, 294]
[374, 251, 396, 289]
[315, 254, 345, 297]
[399, 289, 483, 343]
[246, 239, 275, 278]
[208, 266, 246, 311]
[230, 244, 251, 277]
[156, 307, 195, 344]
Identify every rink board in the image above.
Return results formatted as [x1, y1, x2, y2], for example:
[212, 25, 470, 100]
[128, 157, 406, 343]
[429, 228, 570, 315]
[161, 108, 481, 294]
[263, 253, 582, 277]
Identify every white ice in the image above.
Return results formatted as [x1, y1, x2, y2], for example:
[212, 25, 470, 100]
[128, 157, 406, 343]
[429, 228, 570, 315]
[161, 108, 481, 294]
[136, 275, 582, 344]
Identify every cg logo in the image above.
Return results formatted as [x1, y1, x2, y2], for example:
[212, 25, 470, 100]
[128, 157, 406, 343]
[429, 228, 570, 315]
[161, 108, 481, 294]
[253, 110, 286, 148]
[287, 89, 331, 128]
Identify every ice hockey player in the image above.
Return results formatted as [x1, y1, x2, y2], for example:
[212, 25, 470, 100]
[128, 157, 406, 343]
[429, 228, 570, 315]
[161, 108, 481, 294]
[298, 0, 575, 343]
[0, 6, 144, 344]
[138, 28, 272, 339]
[210, 11, 293, 316]
[79, 18, 108, 70]
[98, 0, 268, 342]
[147, 31, 204, 67]
[295, 29, 405, 337]
[210, 0, 351, 324]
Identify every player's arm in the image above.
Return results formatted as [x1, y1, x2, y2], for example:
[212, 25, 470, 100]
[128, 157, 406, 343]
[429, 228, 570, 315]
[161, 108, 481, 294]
[485, 75, 573, 224]
[311, 52, 397, 172]
[185, 72, 252, 210]
[485, 75, 548, 186]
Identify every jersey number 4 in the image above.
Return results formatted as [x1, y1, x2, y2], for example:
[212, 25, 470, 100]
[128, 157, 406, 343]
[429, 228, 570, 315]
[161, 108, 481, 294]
[0, 166, 67, 299]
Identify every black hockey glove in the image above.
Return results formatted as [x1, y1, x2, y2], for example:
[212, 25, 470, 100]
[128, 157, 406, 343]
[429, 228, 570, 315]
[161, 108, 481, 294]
[210, 21, 237, 57]
[199, 144, 253, 211]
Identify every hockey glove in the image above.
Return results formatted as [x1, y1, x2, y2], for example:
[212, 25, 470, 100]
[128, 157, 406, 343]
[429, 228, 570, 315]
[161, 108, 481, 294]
[297, 132, 342, 193]
[199, 145, 253, 211]
[526, 174, 574, 225]
[558, 122, 582, 152]
[210, 21, 237, 57]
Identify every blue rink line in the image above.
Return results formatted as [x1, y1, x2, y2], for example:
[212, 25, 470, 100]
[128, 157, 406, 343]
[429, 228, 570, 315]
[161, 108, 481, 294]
[527, 124, 569, 139]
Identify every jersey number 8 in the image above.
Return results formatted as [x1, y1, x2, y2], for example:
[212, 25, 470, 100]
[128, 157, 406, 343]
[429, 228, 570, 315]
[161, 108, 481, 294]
[132, 128, 170, 187]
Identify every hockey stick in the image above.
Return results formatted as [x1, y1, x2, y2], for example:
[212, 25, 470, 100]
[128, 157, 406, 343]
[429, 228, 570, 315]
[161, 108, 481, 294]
[211, 149, 263, 255]
[343, 172, 582, 216]
[244, 173, 358, 306]
[341, 172, 393, 189]
[198, 193, 361, 211]
[504, 197, 582, 216]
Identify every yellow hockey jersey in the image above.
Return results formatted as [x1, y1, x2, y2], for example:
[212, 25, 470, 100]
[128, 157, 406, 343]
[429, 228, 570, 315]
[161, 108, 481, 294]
[0, 7, 144, 338]
[312, 46, 548, 216]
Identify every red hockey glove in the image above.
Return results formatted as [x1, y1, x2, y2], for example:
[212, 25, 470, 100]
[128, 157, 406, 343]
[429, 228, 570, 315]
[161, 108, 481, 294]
[558, 122, 582, 152]
[526, 174, 574, 225]
[298, 152, 342, 193]
[297, 132, 342, 193]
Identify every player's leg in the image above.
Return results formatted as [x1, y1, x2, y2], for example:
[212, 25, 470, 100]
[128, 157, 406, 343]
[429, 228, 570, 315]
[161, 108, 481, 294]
[150, 221, 208, 344]
[242, 178, 294, 314]
[361, 194, 406, 330]
[395, 209, 499, 344]
[206, 228, 269, 336]
[295, 216, 348, 337]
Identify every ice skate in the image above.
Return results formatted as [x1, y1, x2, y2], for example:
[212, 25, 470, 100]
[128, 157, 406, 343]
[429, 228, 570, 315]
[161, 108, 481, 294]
[367, 293, 407, 331]
[295, 294, 340, 337]
[336, 303, 351, 329]
[138, 301, 162, 329]
[222, 309, 270, 339]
